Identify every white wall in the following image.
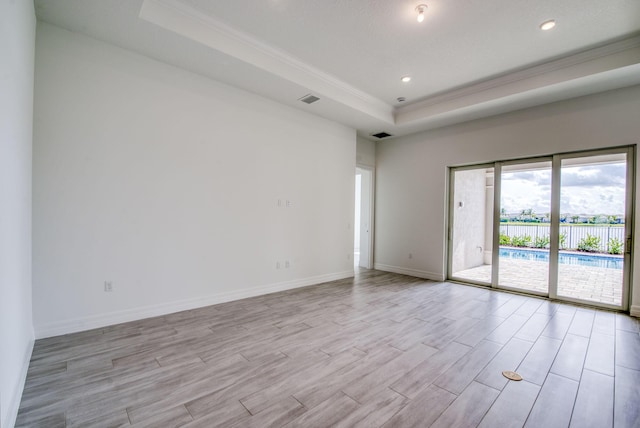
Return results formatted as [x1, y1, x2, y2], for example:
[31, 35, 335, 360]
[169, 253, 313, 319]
[375, 85, 640, 315]
[33, 23, 356, 338]
[356, 136, 376, 168]
[451, 169, 487, 273]
[0, 1, 36, 427]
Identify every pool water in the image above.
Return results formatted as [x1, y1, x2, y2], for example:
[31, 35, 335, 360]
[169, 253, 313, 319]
[499, 247, 623, 270]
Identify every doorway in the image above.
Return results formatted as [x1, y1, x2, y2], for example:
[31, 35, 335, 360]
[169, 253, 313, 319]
[448, 147, 634, 310]
[355, 167, 374, 269]
[449, 165, 494, 284]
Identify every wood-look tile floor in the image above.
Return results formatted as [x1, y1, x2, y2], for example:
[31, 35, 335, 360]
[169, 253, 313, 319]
[16, 270, 640, 427]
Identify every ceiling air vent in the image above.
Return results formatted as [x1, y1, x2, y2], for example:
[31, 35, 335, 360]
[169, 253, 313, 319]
[372, 132, 393, 139]
[299, 94, 320, 104]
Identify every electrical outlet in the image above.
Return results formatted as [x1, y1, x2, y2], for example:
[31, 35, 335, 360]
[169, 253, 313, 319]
[285, 260, 290, 268]
[104, 281, 113, 292]
[276, 261, 281, 269]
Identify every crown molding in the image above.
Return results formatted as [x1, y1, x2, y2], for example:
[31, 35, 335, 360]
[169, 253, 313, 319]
[139, 0, 394, 123]
[395, 34, 640, 124]
[138, 0, 640, 134]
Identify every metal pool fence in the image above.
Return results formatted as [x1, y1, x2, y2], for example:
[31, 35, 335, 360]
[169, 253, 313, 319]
[499, 224, 625, 253]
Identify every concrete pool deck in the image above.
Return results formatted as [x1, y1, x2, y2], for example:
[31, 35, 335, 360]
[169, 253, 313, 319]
[454, 257, 623, 306]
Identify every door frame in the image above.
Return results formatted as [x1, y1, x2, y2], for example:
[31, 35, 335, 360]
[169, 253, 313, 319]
[447, 162, 495, 288]
[356, 165, 375, 269]
[547, 146, 635, 311]
[492, 157, 553, 297]
[447, 146, 635, 311]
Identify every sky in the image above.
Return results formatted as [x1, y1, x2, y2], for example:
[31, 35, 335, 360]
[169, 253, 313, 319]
[501, 162, 626, 216]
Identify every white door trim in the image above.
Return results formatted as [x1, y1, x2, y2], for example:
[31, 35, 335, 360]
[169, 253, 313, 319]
[356, 165, 375, 269]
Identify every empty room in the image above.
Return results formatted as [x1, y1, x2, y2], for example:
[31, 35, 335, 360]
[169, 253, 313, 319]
[3, 0, 640, 427]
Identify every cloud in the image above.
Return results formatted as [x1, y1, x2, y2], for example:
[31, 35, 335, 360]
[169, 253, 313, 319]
[508, 171, 537, 182]
[561, 163, 625, 187]
[500, 163, 626, 215]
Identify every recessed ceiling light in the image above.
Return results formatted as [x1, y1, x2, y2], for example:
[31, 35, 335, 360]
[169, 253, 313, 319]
[415, 4, 427, 23]
[401, 76, 411, 83]
[540, 19, 556, 31]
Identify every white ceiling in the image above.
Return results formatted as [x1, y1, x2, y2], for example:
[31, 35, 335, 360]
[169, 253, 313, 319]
[35, 0, 640, 140]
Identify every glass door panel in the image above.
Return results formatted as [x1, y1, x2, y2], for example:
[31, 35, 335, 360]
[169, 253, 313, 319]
[448, 147, 632, 310]
[557, 153, 628, 306]
[450, 167, 494, 285]
[498, 161, 552, 294]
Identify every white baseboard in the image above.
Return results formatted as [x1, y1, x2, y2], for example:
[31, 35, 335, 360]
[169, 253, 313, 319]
[630, 304, 640, 317]
[35, 271, 354, 339]
[4, 337, 34, 428]
[373, 263, 445, 282]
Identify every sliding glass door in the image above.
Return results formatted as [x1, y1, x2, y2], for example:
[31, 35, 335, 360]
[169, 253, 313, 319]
[448, 147, 633, 310]
[498, 160, 552, 295]
[449, 166, 494, 285]
[556, 152, 631, 307]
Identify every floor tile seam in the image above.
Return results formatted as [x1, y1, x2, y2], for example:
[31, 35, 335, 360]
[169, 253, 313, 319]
[457, 315, 513, 345]
[614, 362, 640, 372]
[581, 367, 615, 379]
[126, 378, 240, 422]
[548, 333, 591, 382]
[566, 369, 587, 428]
[477, 335, 525, 347]
[521, 371, 580, 428]
[182, 403, 195, 422]
[472, 385, 503, 428]
[432, 342, 504, 395]
[437, 381, 500, 428]
[17, 272, 635, 426]
[473, 376, 507, 392]
[288, 395, 308, 412]
[584, 328, 617, 373]
[513, 314, 556, 343]
[238, 398, 254, 416]
[516, 379, 544, 428]
[546, 369, 584, 384]
[431, 353, 498, 396]
[125, 407, 133, 425]
[513, 338, 561, 387]
[377, 389, 413, 427]
[539, 310, 577, 342]
[339, 389, 364, 406]
[408, 384, 458, 428]
[387, 385, 414, 401]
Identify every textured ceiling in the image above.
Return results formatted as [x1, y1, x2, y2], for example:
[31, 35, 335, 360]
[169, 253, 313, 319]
[35, 0, 640, 139]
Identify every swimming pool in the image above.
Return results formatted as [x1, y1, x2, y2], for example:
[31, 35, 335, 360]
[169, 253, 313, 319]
[499, 247, 623, 270]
